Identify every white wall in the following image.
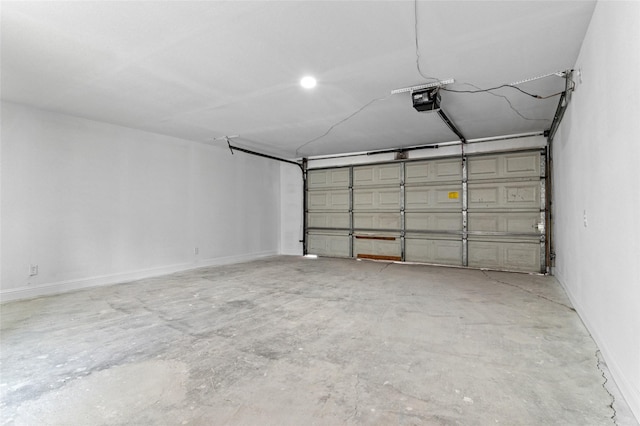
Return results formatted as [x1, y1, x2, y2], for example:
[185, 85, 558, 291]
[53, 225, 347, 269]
[552, 1, 640, 420]
[279, 163, 303, 255]
[0, 102, 281, 301]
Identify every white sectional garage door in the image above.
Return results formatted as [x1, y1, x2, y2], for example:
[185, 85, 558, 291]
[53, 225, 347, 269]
[306, 150, 546, 273]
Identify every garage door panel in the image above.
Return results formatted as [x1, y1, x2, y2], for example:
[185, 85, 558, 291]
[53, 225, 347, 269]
[307, 169, 350, 189]
[353, 164, 401, 186]
[353, 213, 401, 230]
[435, 160, 463, 181]
[468, 186, 498, 206]
[405, 185, 462, 210]
[354, 236, 401, 260]
[468, 152, 541, 180]
[468, 239, 541, 272]
[405, 237, 462, 265]
[307, 233, 351, 257]
[506, 154, 539, 176]
[468, 212, 541, 234]
[405, 212, 462, 232]
[468, 181, 540, 210]
[353, 188, 400, 210]
[468, 157, 498, 180]
[307, 212, 350, 229]
[405, 159, 462, 184]
[307, 190, 350, 211]
[405, 162, 430, 183]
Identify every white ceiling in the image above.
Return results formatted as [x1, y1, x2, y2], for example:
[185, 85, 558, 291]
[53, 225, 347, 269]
[1, 1, 596, 158]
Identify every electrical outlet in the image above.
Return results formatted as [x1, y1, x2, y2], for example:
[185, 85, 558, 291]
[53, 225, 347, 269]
[583, 210, 588, 228]
[29, 264, 38, 276]
[194, 247, 199, 255]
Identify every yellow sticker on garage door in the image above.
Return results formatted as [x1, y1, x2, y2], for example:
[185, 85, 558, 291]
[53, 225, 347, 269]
[448, 191, 459, 199]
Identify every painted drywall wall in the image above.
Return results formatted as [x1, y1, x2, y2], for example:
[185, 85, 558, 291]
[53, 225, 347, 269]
[552, 1, 640, 420]
[279, 163, 303, 255]
[1, 102, 281, 301]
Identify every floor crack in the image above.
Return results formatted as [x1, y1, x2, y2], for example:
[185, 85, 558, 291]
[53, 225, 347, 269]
[481, 270, 576, 312]
[346, 373, 361, 422]
[379, 262, 393, 273]
[382, 381, 432, 405]
[596, 350, 618, 425]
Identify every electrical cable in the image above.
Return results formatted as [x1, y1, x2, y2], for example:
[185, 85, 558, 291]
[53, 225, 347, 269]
[443, 83, 552, 122]
[414, 0, 439, 82]
[295, 5, 570, 157]
[295, 0, 429, 158]
[295, 95, 391, 157]
[499, 94, 547, 121]
[441, 83, 564, 99]
[412, 0, 555, 121]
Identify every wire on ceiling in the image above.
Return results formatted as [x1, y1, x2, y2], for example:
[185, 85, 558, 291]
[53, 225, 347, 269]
[296, 3, 570, 156]
[295, 0, 442, 157]
[414, 0, 439, 82]
[443, 83, 550, 122]
[295, 95, 391, 157]
[411, 0, 553, 121]
[440, 71, 573, 122]
[441, 83, 564, 100]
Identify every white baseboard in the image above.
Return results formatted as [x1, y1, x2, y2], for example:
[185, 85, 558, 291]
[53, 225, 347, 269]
[555, 273, 640, 423]
[196, 251, 278, 268]
[279, 249, 303, 256]
[0, 251, 278, 303]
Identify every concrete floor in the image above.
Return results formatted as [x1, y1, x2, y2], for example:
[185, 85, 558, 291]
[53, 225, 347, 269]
[0, 256, 633, 425]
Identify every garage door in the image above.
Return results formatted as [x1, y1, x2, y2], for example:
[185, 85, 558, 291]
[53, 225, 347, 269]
[306, 150, 546, 273]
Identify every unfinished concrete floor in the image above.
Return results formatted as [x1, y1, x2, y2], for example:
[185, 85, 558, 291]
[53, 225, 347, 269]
[0, 256, 629, 425]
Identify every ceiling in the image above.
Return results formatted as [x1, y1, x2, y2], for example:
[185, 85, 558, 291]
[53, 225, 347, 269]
[1, 1, 596, 158]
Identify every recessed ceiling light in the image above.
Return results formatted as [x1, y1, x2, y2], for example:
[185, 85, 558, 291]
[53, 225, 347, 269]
[300, 76, 317, 89]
